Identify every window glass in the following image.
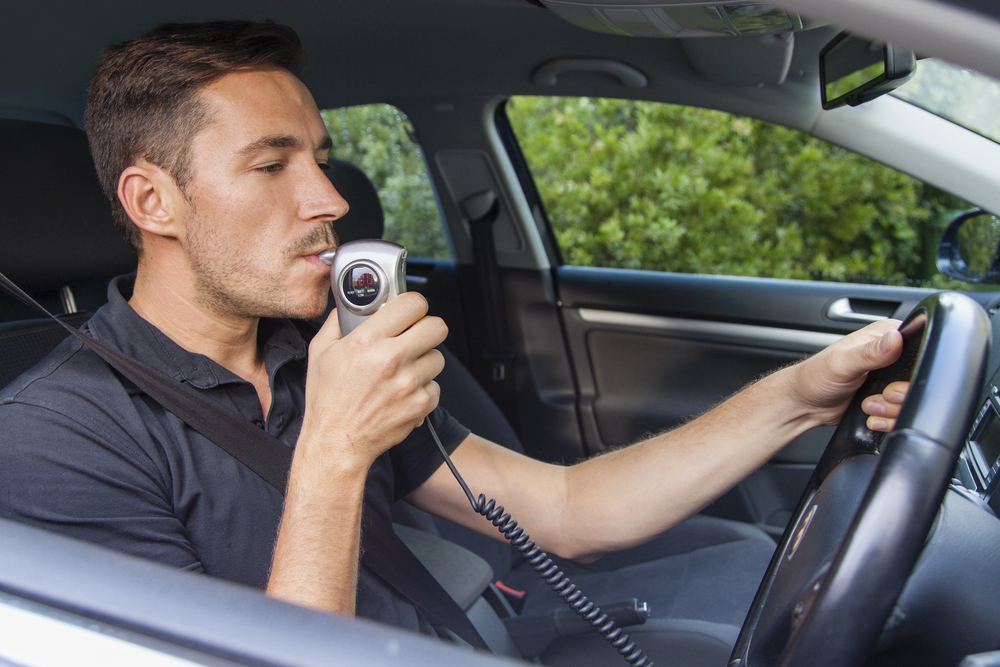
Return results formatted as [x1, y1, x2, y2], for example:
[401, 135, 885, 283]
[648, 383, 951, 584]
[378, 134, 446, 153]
[893, 58, 1000, 145]
[321, 104, 450, 259]
[506, 96, 990, 290]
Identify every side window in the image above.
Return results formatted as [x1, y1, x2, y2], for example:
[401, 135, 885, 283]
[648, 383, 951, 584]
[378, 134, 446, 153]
[506, 96, 982, 290]
[321, 104, 450, 259]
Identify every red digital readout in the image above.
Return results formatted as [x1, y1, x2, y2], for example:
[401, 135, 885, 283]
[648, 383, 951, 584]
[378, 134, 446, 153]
[351, 269, 376, 289]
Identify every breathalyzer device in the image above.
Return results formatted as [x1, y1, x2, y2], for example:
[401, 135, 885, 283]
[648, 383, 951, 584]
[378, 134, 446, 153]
[317, 240, 652, 666]
[318, 240, 407, 336]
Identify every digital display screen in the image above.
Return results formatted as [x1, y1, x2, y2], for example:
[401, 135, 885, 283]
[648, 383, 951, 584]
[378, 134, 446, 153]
[342, 264, 380, 308]
[971, 405, 1000, 481]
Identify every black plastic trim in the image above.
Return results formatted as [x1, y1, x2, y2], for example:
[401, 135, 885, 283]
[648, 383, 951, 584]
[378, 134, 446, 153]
[557, 265, 1000, 333]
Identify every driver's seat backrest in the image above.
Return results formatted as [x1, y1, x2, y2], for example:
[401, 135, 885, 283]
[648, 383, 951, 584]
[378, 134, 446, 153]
[0, 119, 137, 297]
[0, 119, 137, 389]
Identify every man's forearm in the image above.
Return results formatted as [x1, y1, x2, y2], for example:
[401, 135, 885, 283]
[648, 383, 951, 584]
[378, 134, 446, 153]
[412, 321, 903, 564]
[265, 439, 369, 616]
[560, 364, 815, 560]
[264, 293, 447, 614]
[557, 321, 903, 560]
[411, 366, 815, 564]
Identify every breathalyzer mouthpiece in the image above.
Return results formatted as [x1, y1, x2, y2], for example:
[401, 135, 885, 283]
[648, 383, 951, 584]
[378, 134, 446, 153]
[317, 249, 337, 266]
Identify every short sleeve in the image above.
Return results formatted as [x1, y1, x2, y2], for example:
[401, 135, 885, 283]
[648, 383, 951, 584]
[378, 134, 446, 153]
[389, 407, 470, 500]
[0, 400, 205, 573]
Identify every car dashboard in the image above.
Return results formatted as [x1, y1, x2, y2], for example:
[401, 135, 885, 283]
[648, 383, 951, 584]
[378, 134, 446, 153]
[957, 374, 1000, 511]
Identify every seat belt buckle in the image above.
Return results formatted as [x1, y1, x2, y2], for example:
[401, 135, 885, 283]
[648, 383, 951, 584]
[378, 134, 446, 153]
[483, 581, 524, 619]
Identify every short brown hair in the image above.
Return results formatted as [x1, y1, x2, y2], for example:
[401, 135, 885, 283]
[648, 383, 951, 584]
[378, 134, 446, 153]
[85, 20, 304, 252]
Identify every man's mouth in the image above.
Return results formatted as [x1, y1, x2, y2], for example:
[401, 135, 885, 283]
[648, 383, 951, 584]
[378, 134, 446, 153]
[302, 249, 336, 274]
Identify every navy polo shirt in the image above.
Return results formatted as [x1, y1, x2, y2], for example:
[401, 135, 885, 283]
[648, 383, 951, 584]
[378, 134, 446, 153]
[0, 275, 469, 634]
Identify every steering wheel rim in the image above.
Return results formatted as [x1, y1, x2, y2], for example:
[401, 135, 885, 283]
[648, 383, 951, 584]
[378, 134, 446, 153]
[729, 292, 991, 667]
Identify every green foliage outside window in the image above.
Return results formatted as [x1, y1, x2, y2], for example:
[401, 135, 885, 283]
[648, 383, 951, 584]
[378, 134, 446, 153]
[507, 96, 986, 289]
[321, 104, 450, 259]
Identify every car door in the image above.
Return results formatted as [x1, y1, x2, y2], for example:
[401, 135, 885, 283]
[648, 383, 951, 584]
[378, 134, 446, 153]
[494, 94, 1000, 538]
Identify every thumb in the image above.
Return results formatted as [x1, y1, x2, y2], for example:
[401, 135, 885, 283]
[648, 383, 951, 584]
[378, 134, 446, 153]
[836, 326, 903, 385]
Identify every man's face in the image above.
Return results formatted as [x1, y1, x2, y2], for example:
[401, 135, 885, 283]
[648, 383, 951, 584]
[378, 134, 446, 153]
[177, 68, 347, 320]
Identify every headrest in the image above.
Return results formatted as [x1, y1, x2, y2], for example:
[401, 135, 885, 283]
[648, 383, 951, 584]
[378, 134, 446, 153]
[0, 119, 137, 292]
[0, 122, 382, 292]
[327, 158, 384, 244]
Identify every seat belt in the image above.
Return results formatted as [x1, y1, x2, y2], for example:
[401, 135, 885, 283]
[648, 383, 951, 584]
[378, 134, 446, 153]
[463, 190, 517, 425]
[0, 271, 490, 652]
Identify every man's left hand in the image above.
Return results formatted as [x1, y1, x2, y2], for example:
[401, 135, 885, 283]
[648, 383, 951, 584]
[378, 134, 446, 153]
[789, 319, 909, 431]
[862, 380, 909, 432]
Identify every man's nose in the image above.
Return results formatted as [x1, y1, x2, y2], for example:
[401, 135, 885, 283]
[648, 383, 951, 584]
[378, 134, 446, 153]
[301, 162, 349, 222]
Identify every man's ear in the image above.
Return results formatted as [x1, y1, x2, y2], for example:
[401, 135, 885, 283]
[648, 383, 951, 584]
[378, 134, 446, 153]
[117, 162, 187, 240]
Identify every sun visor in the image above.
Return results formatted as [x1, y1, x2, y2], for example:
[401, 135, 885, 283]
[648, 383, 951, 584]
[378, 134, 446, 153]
[539, 1, 822, 38]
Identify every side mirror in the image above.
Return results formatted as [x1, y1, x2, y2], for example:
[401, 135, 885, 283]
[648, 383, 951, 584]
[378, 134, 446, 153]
[819, 31, 916, 110]
[937, 209, 1000, 284]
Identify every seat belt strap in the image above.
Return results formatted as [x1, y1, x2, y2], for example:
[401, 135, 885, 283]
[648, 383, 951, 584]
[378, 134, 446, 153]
[464, 190, 517, 423]
[0, 271, 490, 652]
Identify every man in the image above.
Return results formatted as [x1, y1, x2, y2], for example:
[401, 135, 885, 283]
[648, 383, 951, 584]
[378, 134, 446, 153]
[0, 20, 907, 639]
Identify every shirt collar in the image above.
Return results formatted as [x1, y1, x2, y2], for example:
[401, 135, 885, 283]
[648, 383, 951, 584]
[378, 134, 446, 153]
[85, 274, 309, 390]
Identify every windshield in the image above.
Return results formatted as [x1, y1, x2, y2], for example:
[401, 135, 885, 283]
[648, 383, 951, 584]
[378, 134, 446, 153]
[892, 58, 1000, 144]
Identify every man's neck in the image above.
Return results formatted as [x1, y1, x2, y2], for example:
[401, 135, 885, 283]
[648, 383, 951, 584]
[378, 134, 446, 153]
[128, 264, 273, 416]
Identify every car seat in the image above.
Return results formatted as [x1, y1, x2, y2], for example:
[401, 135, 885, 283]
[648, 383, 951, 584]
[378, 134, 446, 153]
[0, 119, 138, 388]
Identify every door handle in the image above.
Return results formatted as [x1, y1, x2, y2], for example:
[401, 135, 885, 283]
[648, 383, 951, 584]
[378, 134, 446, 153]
[826, 297, 892, 323]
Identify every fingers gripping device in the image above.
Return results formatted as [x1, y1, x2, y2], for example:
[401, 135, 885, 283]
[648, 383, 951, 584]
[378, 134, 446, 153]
[321, 240, 653, 667]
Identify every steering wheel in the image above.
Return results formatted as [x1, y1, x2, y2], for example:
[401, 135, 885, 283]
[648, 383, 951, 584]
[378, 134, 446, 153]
[728, 292, 991, 667]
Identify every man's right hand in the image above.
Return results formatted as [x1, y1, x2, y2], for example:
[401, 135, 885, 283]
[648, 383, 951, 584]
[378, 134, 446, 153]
[298, 291, 448, 473]
[267, 292, 446, 615]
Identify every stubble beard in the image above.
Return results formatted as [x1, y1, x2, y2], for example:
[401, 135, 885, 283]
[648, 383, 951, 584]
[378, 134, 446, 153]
[186, 213, 338, 321]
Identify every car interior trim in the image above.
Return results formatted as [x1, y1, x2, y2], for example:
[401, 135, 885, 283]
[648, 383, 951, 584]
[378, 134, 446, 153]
[531, 58, 649, 88]
[481, 97, 553, 271]
[0, 594, 214, 667]
[434, 150, 526, 255]
[577, 308, 844, 351]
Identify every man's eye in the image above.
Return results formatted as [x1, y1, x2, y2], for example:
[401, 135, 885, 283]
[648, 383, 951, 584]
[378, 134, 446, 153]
[317, 162, 331, 172]
[255, 163, 283, 174]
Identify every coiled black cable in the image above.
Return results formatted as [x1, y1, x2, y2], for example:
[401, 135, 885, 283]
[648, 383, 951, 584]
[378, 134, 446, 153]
[428, 423, 653, 667]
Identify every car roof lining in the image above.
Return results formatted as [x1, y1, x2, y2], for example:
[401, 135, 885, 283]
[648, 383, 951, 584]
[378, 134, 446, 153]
[3, 1, 828, 130]
[4, 0, 1000, 129]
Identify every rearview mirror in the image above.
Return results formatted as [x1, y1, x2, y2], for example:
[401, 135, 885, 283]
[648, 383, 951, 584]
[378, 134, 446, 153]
[819, 31, 916, 110]
[937, 209, 1000, 284]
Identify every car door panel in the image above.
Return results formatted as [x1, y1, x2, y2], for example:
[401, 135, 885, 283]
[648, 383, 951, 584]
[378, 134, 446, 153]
[411, 257, 998, 537]
[553, 264, 996, 535]
[584, 327, 808, 448]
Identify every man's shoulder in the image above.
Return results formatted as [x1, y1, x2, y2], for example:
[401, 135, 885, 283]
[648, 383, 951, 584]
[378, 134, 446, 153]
[1, 333, 120, 407]
[0, 329, 170, 486]
[0, 332, 146, 453]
